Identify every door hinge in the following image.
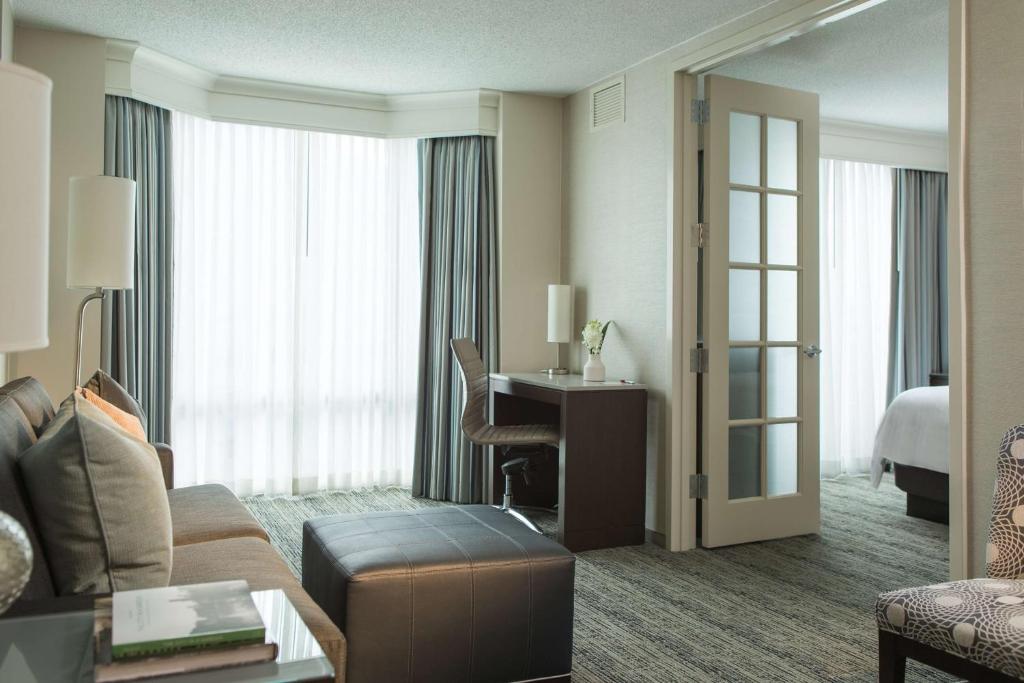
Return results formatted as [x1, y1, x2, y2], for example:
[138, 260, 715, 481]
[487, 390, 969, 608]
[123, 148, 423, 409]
[691, 222, 709, 248]
[689, 473, 708, 499]
[690, 347, 709, 373]
[690, 98, 709, 124]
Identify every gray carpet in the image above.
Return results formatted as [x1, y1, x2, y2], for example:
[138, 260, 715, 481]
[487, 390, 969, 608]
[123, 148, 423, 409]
[243, 475, 955, 682]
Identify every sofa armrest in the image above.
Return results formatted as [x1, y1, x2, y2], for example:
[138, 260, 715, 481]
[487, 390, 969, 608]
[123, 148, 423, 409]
[153, 442, 174, 490]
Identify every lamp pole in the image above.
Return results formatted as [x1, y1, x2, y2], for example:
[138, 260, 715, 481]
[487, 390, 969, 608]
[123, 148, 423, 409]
[73, 287, 106, 388]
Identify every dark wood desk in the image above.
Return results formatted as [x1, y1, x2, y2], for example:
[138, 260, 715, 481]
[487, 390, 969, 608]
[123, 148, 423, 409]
[488, 372, 647, 552]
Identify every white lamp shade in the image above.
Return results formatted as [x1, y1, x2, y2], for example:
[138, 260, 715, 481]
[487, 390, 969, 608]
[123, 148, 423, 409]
[546, 284, 572, 343]
[67, 176, 136, 290]
[0, 63, 52, 353]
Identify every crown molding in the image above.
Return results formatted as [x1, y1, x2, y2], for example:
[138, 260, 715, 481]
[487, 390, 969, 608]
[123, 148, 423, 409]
[105, 39, 499, 138]
[663, 0, 888, 76]
[820, 118, 948, 171]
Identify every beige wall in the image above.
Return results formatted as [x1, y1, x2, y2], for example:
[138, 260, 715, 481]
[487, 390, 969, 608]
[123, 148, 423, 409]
[498, 93, 564, 372]
[563, 57, 671, 533]
[965, 0, 1024, 575]
[11, 27, 107, 402]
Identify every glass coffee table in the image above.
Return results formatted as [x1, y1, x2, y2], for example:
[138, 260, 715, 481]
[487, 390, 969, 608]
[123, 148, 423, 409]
[0, 589, 334, 682]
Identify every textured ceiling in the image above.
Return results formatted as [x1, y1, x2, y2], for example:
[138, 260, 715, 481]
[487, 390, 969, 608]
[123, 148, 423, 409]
[12, 0, 772, 96]
[714, 0, 947, 133]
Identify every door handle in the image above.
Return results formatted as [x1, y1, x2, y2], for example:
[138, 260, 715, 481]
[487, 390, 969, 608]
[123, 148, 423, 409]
[802, 344, 822, 359]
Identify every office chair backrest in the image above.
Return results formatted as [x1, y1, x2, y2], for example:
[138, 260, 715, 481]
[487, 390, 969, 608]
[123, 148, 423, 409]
[450, 338, 488, 441]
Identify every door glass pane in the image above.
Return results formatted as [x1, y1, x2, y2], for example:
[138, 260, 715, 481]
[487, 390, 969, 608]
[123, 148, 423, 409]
[729, 347, 760, 420]
[729, 112, 760, 186]
[767, 423, 798, 496]
[729, 190, 760, 263]
[766, 193, 798, 266]
[767, 270, 797, 341]
[729, 269, 760, 341]
[767, 347, 798, 418]
[767, 117, 798, 191]
[729, 426, 762, 500]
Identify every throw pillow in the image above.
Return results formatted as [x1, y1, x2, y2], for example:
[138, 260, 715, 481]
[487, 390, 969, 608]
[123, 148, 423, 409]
[79, 387, 146, 441]
[17, 392, 172, 595]
[84, 369, 147, 436]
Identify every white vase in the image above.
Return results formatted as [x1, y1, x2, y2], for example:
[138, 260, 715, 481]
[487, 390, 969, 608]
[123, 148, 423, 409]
[583, 352, 606, 382]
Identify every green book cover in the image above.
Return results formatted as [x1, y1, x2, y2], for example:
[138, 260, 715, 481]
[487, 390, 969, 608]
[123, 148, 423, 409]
[111, 580, 266, 660]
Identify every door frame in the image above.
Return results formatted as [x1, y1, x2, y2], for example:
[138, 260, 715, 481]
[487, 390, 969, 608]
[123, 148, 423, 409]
[663, 0, 968, 579]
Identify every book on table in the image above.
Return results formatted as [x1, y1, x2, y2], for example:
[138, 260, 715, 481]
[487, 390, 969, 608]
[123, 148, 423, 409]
[93, 579, 278, 682]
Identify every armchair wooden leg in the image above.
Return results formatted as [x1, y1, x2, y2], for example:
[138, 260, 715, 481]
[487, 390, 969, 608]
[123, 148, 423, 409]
[879, 630, 906, 683]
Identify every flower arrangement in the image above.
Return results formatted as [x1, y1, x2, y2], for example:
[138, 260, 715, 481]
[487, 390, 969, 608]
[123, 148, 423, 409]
[581, 320, 611, 356]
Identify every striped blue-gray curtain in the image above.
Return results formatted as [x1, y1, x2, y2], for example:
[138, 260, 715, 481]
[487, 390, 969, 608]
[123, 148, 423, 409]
[887, 168, 948, 400]
[413, 136, 498, 503]
[101, 96, 174, 443]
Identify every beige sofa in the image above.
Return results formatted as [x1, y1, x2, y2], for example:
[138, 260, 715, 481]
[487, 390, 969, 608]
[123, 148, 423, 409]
[0, 377, 346, 680]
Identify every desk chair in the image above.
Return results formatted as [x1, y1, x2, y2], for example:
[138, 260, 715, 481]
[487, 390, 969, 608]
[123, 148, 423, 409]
[450, 338, 559, 533]
[877, 424, 1024, 682]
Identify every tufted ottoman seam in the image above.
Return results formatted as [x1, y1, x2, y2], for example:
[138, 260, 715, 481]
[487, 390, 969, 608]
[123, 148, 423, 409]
[421, 508, 478, 681]
[452, 506, 536, 679]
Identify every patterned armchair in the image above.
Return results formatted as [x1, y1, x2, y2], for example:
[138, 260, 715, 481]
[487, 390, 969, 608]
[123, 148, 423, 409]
[876, 425, 1024, 682]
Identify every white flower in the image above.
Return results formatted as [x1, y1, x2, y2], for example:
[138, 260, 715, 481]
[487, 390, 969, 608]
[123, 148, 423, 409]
[581, 319, 610, 354]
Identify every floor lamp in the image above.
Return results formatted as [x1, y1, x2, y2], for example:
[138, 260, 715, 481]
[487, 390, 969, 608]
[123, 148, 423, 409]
[67, 176, 136, 389]
[0, 62, 52, 614]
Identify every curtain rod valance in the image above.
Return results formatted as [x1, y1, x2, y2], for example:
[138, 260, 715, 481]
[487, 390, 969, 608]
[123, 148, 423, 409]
[105, 40, 500, 139]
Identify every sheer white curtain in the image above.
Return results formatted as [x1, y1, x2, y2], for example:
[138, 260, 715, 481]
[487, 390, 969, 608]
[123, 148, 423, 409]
[819, 159, 893, 478]
[171, 112, 419, 495]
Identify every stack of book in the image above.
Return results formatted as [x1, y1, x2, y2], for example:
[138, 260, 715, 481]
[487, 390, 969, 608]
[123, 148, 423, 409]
[93, 580, 278, 682]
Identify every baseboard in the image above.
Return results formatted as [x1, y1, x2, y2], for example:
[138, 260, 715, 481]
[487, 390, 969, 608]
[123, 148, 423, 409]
[645, 528, 666, 548]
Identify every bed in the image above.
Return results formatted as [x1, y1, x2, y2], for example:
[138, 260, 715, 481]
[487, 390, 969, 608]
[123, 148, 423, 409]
[870, 380, 950, 523]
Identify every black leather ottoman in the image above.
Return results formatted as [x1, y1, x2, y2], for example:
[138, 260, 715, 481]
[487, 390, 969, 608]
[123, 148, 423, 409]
[302, 505, 575, 683]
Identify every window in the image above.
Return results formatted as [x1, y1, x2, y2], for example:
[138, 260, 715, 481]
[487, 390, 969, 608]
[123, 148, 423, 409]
[819, 159, 892, 478]
[171, 112, 420, 495]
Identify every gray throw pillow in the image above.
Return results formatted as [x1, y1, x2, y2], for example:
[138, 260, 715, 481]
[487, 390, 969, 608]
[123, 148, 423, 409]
[18, 392, 172, 595]
[84, 369, 147, 436]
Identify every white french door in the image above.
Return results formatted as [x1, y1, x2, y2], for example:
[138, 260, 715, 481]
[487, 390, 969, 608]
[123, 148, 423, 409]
[700, 75, 821, 547]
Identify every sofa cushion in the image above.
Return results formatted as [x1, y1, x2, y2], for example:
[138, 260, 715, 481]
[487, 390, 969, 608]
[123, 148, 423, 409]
[18, 393, 172, 595]
[171, 537, 346, 680]
[169, 484, 269, 546]
[0, 393, 54, 599]
[84, 369, 147, 435]
[0, 376, 55, 437]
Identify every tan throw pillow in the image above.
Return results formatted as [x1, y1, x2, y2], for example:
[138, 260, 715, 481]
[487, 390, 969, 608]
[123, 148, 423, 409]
[79, 387, 147, 441]
[17, 392, 172, 595]
[84, 369, 147, 437]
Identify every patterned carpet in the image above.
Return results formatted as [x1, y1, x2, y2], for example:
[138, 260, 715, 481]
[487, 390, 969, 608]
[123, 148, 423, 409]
[243, 475, 954, 682]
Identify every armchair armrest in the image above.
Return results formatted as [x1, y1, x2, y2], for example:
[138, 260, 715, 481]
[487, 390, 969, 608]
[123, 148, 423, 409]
[153, 442, 174, 490]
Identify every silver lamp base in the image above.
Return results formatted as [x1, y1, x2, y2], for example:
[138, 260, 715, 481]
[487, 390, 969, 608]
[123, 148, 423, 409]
[544, 343, 569, 376]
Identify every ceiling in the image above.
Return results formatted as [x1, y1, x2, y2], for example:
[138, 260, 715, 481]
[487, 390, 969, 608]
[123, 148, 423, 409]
[714, 0, 947, 133]
[13, 0, 772, 96]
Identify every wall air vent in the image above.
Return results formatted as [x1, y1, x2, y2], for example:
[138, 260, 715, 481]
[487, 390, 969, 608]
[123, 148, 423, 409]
[590, 76, 625, 131]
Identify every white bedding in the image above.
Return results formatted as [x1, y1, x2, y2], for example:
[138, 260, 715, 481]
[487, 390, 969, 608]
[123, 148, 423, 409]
[870, 386, 949, 487]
